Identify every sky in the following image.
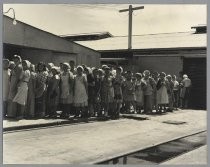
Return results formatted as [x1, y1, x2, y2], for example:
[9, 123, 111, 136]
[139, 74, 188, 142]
[3, 4, 207, 36]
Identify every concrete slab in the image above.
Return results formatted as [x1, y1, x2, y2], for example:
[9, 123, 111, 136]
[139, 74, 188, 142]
[162, 145, 207, 165]
[3, 110, 206, 164]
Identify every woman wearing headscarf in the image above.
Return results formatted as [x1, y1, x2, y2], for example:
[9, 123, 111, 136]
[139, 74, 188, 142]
[7, 55, 23, 118]
[9, 61, 15, 70]
[25, 64, 37, 119]
[47, 63, 54, 76]
[59, 62, 74, 118]
[13, 60, 31, 119]
[35, 62, 48, 118]
[46, 66, 60, 118]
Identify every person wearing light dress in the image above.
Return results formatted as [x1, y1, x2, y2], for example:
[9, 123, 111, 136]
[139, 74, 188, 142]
[73, 66, 88, 118]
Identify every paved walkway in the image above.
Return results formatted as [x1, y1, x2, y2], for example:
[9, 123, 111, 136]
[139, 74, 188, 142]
[3, 110, 206, 164]
[162, 145, 207, 165]
[3, 109, 195, 131]
[3, 117, 109, 131]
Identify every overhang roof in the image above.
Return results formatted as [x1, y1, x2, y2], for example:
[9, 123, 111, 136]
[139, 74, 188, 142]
[60, 32, 113, 41]
[76, 31, 206, 51]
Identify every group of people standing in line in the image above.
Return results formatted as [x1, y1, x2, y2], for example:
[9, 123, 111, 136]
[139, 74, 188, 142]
[3, 55, 192, 120]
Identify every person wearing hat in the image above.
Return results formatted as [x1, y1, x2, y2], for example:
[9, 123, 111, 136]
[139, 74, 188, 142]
[3, 59, 11, 118]
[7, 55, 23, 118]
[73, 66, 88, 118]
[9, 61, 15, 70]
[46, 66, 60, 118]
[101, 64, 108, 71]
[59, 62, 74, 118]
[46, 63, 54, 79]
[13, 60, 31, 119]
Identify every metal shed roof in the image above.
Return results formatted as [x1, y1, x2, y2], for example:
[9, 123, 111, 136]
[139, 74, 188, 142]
[76, 31, 206, 51]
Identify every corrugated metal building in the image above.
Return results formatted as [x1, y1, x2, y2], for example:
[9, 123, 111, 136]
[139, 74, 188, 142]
[72, 27, 206, 109]
[3, 15, 101, 67]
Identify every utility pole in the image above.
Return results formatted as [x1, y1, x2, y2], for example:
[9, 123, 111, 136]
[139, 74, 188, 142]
[119, 5, 144, 50]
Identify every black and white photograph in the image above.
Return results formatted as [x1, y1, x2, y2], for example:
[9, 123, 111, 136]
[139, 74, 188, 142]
[2, 3, 207, 165]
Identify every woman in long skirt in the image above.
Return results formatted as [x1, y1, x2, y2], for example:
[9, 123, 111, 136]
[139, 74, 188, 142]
[73, 66, 88, 118]
[35, 62, 48, 118]
[25, 64, 36, 118]
[166, 75, 174, 112]
[135, 73, 145, 114]
[13, 60, 31, 119]
[7, 55, 23, 118]
[101, 66, 115, 117]
[60, 63, 74, 118]
[46, 67, 60, 118]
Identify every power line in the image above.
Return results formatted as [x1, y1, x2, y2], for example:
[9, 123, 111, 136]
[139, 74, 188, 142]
[55, 4, 120, 11]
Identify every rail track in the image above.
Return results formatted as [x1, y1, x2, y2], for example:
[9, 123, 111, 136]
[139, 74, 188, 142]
[96, 131, 206, 165]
